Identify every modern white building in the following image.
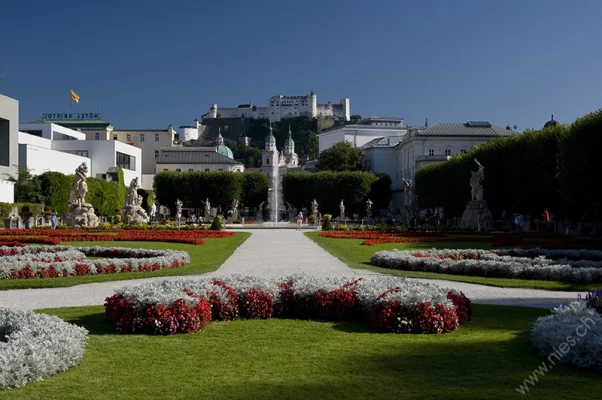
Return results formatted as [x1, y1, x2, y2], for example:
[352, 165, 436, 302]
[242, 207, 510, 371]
[203, 92, 351, 123]
[318, 117, 407, 154]
[19, 122, 142, 184]
[0, 95, 19, 203]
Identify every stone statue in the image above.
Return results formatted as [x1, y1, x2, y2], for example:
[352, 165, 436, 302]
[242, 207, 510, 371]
[256, 201, 264, 221]
[150, 202, 157, 221]
[403, 179, 414, 207]
[123, 177, 149, 223]
[470, 158, 485, 201]
[311, 199, 319, 217]
[175, 199, 183, 213]
[69, 162, 89, 207]
[203, 198, 211, 219]
[7, 206, 19, 219]
[231, 199, 239, 219]
[339, 200, 345, 221]
[365, 199, 373, 218]
[63, 162, 99, 227]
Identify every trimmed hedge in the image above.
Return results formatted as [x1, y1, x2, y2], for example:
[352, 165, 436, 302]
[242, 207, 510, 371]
[154, 171, 267, 212]
[282, 171, 391, 217]
[414, 115, 598, 220]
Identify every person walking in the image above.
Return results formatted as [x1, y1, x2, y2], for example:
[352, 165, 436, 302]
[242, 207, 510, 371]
[296, 211, 303, 230]
[50, 210, 57, 229]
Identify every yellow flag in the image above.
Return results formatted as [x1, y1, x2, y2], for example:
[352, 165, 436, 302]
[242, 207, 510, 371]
[70, 89, 80, 103]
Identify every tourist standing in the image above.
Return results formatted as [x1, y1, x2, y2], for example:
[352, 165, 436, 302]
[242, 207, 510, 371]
[296, 211, 303, 230]
[51, 210, 57, 229]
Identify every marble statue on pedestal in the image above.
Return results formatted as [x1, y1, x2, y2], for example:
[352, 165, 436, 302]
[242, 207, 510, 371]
[461, 159, 493, 230]
[63, 163, 99, 227]
[203, 198, 211, 219]
[365, 199, 373, 219]
[231, 199, 239, 219]
[123, 177, 149, 223]
[339, 199, 345, 221]
[311, 199, 319, 218]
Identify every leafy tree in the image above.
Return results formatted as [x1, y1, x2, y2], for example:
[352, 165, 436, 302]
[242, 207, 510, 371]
[350, 114, 362, 122]
[294, 129, 318, 160]
[6, 169, 44, 204]
[317, 141, 363, 172]
[228, 141, 263, 168]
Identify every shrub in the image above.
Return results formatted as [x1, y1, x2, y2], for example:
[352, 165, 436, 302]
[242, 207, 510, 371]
[322, 214, 333, 230]
[0, 309, 88, 389]
[210, 215, 223, 230]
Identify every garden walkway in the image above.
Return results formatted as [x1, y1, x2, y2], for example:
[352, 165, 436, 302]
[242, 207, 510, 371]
[0, 230, 586, 310]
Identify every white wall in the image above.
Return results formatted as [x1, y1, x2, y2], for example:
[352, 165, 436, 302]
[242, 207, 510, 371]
[18, 131, 52, 149]
[362, 147, 399, 188]
[19, 143, 91, 176]
[19, 123, 85, 140]
[141, 174, 155, 191]
[52, 140, 142, 183]
[181, 127, 199, 142]
[0, 95, 19, 182]
[318, 127, 407, 153]
[0, 180, 15, 203]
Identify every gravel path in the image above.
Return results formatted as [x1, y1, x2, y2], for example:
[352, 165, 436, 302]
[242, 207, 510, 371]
[0, 230, 587, 310]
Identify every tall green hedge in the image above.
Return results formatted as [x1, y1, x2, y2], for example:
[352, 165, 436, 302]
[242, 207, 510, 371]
[282, 171, 391, 216]
[36, 169, 126, 217]
[154, 171, 267, 212]
[415, 110, 602, 221]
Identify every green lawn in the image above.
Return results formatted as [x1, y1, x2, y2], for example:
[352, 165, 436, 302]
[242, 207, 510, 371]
[305, 232, 600, 291]
[0, 305, 599, 399]
[0, 233, 250, 290]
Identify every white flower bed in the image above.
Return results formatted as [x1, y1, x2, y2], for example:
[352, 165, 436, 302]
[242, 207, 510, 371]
[0, 245, 190, 279]
[0, 308, 88, 389]
[531, 301, 602, 370]
[371, 248, 602, 283]
[113, 275, 456, 311]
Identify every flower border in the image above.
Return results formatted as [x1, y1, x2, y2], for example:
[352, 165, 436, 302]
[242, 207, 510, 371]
[0, 308, 88, 389]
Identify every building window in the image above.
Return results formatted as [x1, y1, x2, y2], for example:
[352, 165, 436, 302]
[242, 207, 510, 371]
[113, 134, 118, 140]
[116, 151, 136, 170]
[266, 158, 269, 164]
[205, 169, 210, 172]
[155, 134, 160, 142]
[445, 149, 451, 156]
[163, 169, 169, 172]
[460, 149, 467, 154]
[63, 150, 89, 157]
[176, 168, 181, 172]
[188, 169, 194, 172]
[140, 133, 145, 142]
[219, 169, 223, 171]
[154, 150, 160, 160]
[126, 134, 132, 142]
[94, 132, 100, 140]
[428, 149, 435, 156]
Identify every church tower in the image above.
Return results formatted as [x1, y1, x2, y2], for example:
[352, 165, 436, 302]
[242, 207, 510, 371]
[283, 126, 299, 167]
[261, 125, 279, 171]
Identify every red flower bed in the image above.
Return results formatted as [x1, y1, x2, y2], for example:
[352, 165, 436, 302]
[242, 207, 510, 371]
[105, 278, 472, 335]
[0, 229, 236, 246]
[105, 292, 212, 334]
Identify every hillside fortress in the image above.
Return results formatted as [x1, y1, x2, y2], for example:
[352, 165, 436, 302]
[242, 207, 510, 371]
[203, 92, 350, 123]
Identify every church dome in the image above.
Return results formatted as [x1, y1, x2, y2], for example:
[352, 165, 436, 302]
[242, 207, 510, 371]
[544, 114, 559, 129]
[284, 126, 295, 147]
[216, 144, 233, 159]
[265, 125, 276, 143]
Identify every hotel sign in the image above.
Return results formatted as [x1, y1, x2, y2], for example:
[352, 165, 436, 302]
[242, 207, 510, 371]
[42, 112, 101, 121]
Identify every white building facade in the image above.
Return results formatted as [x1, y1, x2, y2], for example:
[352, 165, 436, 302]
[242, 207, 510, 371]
[318, 117, 407, 154]
[156, 148, 244, 173]
[0, 95, 19, 203]
[204, 92, 350, 123]
[19, 123, 142, 184]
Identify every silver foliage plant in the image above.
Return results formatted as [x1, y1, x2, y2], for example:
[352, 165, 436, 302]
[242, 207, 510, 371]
[113, 275, 456, 312]
[371, 248, 602, 283]
[531, 301, 602, 370]
[0, 245, 190, 279]
[0, 309, 88, 390]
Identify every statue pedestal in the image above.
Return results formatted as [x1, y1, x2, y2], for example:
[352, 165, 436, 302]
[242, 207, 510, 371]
[123, 205, 149, 224]
[461, 200, 493, 231]
[64, 203, 100, 228]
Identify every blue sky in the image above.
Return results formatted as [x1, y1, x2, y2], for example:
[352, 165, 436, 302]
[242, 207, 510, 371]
[2, 0, 601, 131]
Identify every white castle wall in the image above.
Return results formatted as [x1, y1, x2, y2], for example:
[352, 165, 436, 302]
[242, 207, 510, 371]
[207, 93, 349, 123]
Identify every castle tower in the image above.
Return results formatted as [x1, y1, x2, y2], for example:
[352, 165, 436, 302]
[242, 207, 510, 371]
[309, 91, 318, 118]
[209, 104, 217, 118]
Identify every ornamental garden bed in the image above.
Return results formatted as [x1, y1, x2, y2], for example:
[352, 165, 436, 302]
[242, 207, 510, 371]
[105, 275, 472, 335]
[531, 290, 602, 372]
[0, 245, 190, 279]
[0, 308, 88, 389]
[0, 228, 236, 246]
[371, 248, 602, 283]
